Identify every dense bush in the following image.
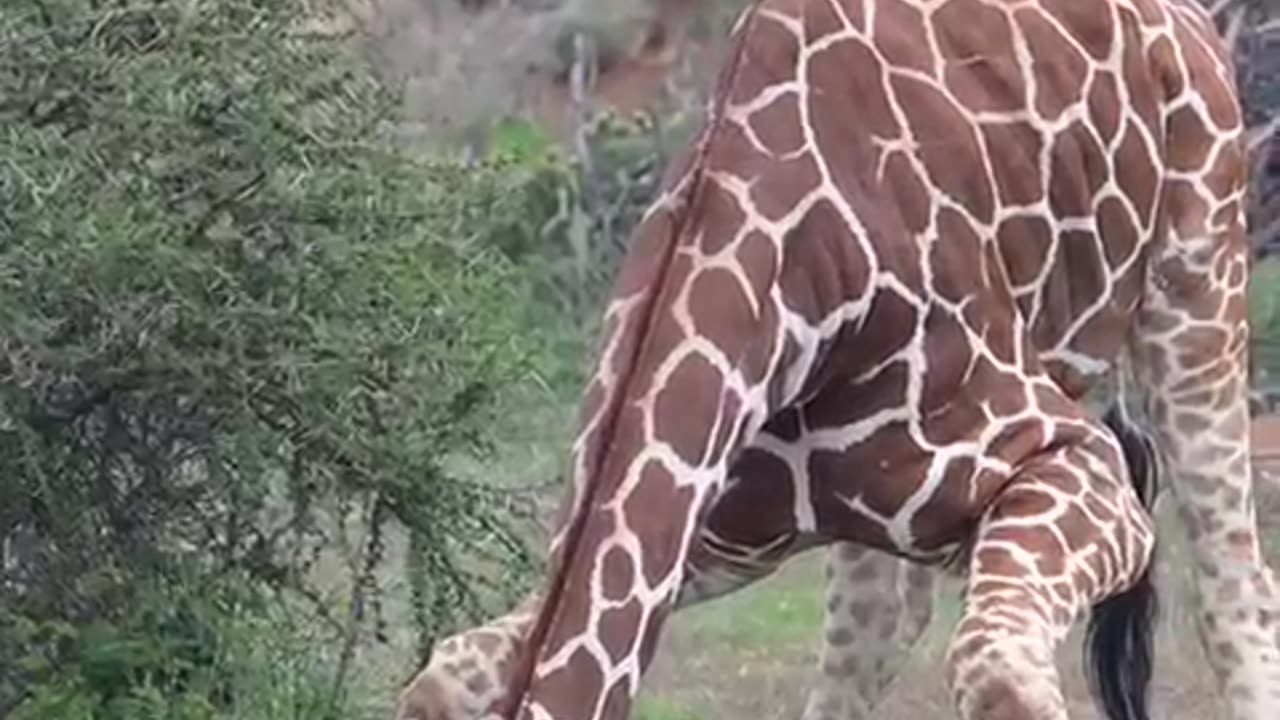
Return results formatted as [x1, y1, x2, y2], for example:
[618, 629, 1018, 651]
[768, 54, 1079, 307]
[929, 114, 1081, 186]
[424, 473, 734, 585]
[0, 0, 564, 714]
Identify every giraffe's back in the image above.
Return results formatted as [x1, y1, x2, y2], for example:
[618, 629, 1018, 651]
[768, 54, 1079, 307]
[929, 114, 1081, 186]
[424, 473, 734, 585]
[700, 0, 1245, 558]
[828, 0, 1240, 396]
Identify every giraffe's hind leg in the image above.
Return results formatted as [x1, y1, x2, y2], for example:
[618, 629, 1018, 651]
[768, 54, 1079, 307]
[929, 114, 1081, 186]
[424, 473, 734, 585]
[802, 543, 934, 720]
[1129, 145, 1280, 715]
[944, 420, 1156, 720]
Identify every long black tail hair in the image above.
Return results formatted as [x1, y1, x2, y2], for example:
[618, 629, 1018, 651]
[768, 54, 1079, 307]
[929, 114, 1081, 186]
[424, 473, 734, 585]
[1083, 404, 1161, 720]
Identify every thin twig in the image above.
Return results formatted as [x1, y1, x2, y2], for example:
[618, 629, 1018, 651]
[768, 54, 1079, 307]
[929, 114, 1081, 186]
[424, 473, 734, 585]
[1208, 0, 1235, 18]
[1248, 116, 1280, 156]
[1223, 6, 1247, 49]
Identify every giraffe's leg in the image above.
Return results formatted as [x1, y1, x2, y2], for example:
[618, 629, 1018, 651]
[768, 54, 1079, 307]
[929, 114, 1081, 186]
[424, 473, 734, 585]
[801, 542, 935, 720]
[393, 525, 801, 720]
[1130, 173, 1280, 714]
[944, 419, 1156, 720]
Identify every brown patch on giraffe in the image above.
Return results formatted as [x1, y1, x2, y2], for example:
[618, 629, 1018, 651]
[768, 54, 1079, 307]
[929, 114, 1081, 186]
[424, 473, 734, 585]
[998, 520, 1070, 576]
[778, 198, 872, 325]
[1146, 34, 1185, 99]
[807, 38, 900, 141]
[622, 459, 696, 587]
[1173, 325, 1232, 370]
[1164, 179, 1210, 239]
[934, 0, 1025, 114]
[728, 7, 801, 108]
[1174, 410, 1213, 435]
[1043, 0, 1116, 61]
[1114, 120, 1160, 225]
[827, 287, 918, 387]
[695, 181, 747, 255]
[748, 91, 806, 157]
[538, 509, 619, 662]
[984, 372, 1032, 422]
[1031, 230, 1104, 350]
[473, 631, 504, 656]
[931, 208, 983, 304]
[981, 121, 1045, 206]
[920, 305, 974, 413]
[1014, 7, 1089, 122]
[890, 73, 994, 224]
[614, 209, 676, 300]
[1066, 292, 1136, 363]
[534, 646, 604, 720]
[1048, 120, 1109, 218]
[909, 456, 983, 551]
[752, 151, 823, 221]
[1167, 104, 1216, 174]
[804, 0, 863, 40]
[687, 266, 759, 359]
[1225, 252, 1245, 288]
[1205, 139, 1244, 199]
[702, 447, 797, 549]
[622, 260, 694, 386]
[597, 598, 644, 664]
[826, 626, 856, 645]
[599, 545, 635, 602]
[882, 150, 932, 236]
[1097, 196, 1139, 267]
[652, 353, 723, 464]
[1031, 384, 1078, 420]
[874, 0, 934, 77]
[735, 228, 778, 289]
[1120, 16, 1162, 140]
[764, 405, 803, 443]
[1129, 0, 1165, 27]
[1087, 72, 1122, 147]
[465, 670, 493, 697]
[1212, 200, 1242, 235]
[997, 215, 1054, 288]
[1173, 20, 1240, 132]
[986, 416, 1050, 469]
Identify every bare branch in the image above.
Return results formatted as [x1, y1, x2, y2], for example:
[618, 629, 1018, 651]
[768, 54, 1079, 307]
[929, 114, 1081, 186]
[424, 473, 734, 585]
[1208, 0, 1239, 20]
[1249, 116, 1280, 156]
[1223, 6, 1247, 49]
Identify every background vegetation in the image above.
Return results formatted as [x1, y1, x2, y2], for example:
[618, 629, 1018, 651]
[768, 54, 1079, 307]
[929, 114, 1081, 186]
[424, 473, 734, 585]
[0, 1, 1276, 719]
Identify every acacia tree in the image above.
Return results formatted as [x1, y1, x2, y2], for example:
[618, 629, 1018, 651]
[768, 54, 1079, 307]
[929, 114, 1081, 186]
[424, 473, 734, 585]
[0, 0, 552, 713]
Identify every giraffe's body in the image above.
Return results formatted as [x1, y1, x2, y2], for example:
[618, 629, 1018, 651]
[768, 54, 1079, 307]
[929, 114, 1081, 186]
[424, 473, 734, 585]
[396, 0, 1280, 718]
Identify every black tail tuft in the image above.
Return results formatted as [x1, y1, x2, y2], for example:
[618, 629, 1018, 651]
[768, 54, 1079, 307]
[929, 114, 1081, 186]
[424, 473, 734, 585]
[1083, 405, 1161, 720]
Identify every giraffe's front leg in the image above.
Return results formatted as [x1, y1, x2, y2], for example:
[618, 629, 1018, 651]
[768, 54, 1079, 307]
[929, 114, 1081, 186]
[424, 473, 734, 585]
[945, 418, 1157, 720]
[802, 543, 934, 720]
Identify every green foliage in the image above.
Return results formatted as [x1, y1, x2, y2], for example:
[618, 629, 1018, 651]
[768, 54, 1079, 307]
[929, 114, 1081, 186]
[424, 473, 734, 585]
[5, 579, 357, 720]
[479, 111, 680, 369]
[0, 0, 563, 714]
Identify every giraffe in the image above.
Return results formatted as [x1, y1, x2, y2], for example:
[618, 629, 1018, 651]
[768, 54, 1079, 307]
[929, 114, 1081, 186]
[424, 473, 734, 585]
[395, 0, 1280, 718]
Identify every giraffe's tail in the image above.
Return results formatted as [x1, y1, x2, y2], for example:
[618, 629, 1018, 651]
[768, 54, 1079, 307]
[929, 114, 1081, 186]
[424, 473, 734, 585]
[1082, 404, 1160, 720]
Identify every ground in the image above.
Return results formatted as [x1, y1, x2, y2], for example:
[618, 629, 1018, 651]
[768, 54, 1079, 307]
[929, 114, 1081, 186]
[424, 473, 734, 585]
[632, 417, 1280, 720]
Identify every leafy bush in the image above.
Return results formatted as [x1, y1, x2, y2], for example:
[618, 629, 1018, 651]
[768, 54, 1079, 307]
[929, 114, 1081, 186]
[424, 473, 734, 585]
[4, 578, 351, 720]
[0, 0, 561, 713]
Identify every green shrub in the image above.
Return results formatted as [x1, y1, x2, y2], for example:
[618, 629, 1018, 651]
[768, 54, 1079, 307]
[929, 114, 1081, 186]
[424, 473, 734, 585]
[6, 579, 358, 720]
[0, 0, 561, 713]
